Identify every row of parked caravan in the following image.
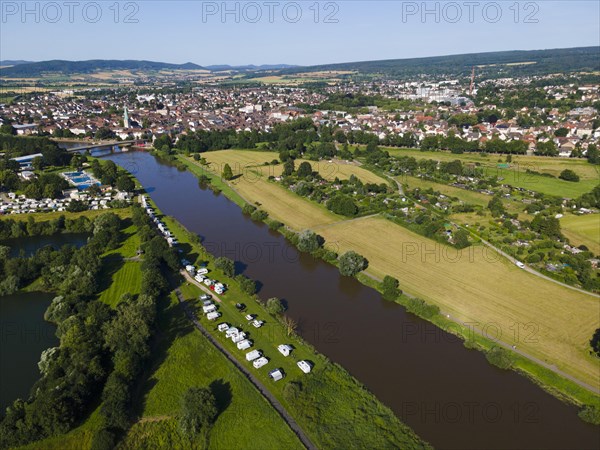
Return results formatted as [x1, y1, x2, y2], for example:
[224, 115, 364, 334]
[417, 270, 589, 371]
[200, 294, 222, 321]
[140, 196, 178, 246]
[184, 263, 227, 295]
[216, 310, 313, 382]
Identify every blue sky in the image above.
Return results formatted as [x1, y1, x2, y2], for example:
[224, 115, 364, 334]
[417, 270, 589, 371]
[1, 1, 599, 66]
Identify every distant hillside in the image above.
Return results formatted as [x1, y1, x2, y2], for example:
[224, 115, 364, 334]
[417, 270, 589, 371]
[0, 60, 205, 77]
[0, 60, 33, 67]
[206, 64, 299, 72]
[279, 46, 600, 79]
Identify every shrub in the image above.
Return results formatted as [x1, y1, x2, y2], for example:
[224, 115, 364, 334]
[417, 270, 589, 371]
[214, 257, 235, 277]
[179, 387, 218, 437]
[578, 405, 600, 425]
[242, 203, 257, 215]
[559, 169, 580, 182]
[338, 251, 368, 276]
[485, 346, 515, 370]
[266, 297, 286, 315]
[381, 275, 401, 300]
[250, 209, 268, 221]
[405, 297, 439, 319]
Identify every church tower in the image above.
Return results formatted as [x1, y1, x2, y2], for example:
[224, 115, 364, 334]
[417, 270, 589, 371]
[123, 106, 131, 128]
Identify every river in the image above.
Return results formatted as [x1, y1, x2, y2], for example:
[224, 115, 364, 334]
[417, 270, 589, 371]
[105, 150, 599, 450]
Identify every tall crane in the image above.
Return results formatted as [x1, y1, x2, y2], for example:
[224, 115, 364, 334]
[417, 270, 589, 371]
[469, 66, 475, 97]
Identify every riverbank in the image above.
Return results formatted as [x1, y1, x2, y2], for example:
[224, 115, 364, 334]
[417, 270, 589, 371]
[177, 152, 600, 416]
[149, 196, 431, 449]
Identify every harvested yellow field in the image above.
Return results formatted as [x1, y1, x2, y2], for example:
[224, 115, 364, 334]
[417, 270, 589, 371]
[202, 150, 387, 184]
[318, 216, 600, 387]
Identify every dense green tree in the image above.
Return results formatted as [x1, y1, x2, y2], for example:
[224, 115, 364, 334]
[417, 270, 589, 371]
[381, 275, 400, 300]
[297, 230, 324, 253]
[297, 161, 313, 178]
[266, 297, 286, 315]
[179, 387, 218, 437]
[558, 169, 580, 182]
[116, 174, 135, 192]
[222, 163, 233, 180]
[214, 256, 235, 277]
[326, 194, 358, 217]
[338, 251, 368, 276]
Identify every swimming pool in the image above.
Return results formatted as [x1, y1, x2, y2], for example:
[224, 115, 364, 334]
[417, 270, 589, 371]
[62, 171, 100, 190]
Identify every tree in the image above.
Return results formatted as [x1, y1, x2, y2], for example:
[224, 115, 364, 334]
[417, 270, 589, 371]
[326, 195, 358, 217]
[587, 144, 599, 165]
[338, 251, 368, 276]
[589, 328, 600, 357]
[179, 387, 218, 437]
[296, 161, 313, 178]
[297, 230, 324, 253]
[559, 169, 580, 182]
[487, 195, 506, 218]
[266, 297, 286, 315]
[453, 229, 471, 249]
[283, 159, 295, 176]
[554, 127, 569, 137]
[222, 163, 233, 180]
[32, 156, 45, 171]
[214, 257, 235, 277]
[381, 276, 400, 300]
[116, 174, 135, 192]
[530, 214, 562, 239]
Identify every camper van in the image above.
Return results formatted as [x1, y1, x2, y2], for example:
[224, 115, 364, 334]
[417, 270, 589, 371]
[197, 268, 209, 275]
[245, 350, 261, 361]
[277, 344, 292, 357]
[237, 339, 252, 350]
[232, 332, 247, 344]
[253, 357, 268, 369]
[516, 261, 525, 269]
[225, 327, 239, 338]
[217, 323, 229, 332]
[297, 360, 312, 374]
[185, 265, 195, 275]
[202, 304, 216, 314]
[268, 368, 284, 381]
[206, 311, 221, 321]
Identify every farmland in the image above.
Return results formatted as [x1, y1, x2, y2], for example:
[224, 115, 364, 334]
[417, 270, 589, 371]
[561, 213, 600, 255]
[384, 147, 600, 197]
[317, 215, 600, 387]
[180, 150, 600, 391]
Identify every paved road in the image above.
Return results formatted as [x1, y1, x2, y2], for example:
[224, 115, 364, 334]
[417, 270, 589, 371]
[174, 285, 316, 450]
[477, 236, 600, 298]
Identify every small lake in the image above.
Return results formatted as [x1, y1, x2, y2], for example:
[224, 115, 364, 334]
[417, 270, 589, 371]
[0, 292, 57, 411]
[1, 233, 89, 257]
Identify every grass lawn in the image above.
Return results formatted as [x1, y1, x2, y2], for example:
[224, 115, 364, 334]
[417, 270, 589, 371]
[317, 215, 600, 388]
[561, 213, 600, 255]
[384, 147, 600, 198]
[97, 260, 142, 308]
[0, 208, 132, 223]
[120, 293, 304, 450]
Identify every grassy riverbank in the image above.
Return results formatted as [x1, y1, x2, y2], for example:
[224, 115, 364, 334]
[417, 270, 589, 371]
[154, 200, 430, 449]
